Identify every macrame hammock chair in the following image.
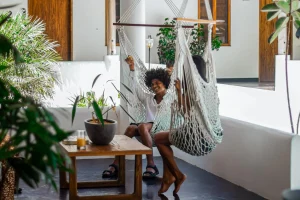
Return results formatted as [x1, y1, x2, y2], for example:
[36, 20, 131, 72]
[115, 0, 223, 157]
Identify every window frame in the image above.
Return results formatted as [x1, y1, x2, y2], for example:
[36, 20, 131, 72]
[198, 0, 231, 46]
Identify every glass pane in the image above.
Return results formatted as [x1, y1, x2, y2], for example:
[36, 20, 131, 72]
[199, 0, 213, 39]
[216, 0, 229, 44]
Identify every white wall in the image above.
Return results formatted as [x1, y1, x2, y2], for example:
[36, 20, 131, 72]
[173, 117, 299, 200]
[293, 25, 300, 60]
[145, 0, 198, 64]
[0, 0, 27, 14]
[72, 0, 259, 78]
[172, 56, 300, 200]
[72, 0, 112, 61]
[213, 0, 259, 78]
[13, 0, 259, 78]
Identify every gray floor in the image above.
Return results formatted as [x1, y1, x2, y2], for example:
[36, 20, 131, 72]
[15, 157, 266, 200]
[218, 81, 275, 91]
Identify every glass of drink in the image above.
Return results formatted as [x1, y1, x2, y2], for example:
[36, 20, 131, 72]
[77, 130, 86, 150]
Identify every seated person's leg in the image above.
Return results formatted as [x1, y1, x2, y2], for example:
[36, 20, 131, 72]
[137, 123, 159, 178]
[102, 124, 138, 178]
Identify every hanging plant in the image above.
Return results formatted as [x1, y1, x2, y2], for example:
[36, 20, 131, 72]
[0, 11, 61, 103]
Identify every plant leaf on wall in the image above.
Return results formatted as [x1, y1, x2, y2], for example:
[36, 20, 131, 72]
[296, 27, 300, 38]
[261, 3, 280, 12]
[268, 16, 290, 43]
[267, 11, 281, 21]
[275, 0, 299, 13]
[294, 20, 300, 29]
[276, 16, 289, 30]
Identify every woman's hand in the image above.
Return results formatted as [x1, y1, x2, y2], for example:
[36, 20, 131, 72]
[174, 78, 181, 92]
[125, 55, 134, 71]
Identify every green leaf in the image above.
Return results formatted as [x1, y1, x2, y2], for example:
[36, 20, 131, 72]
[275, 17, 289, 30]
[71, 96, 80, 125]
[294, 20, 300, 29]
[121, 82, 133, 94]
[292, 11, 300, 20]
[274, 0, 298, 13]
[296, 27, 300, 38]
[262, 3, 280, 12]
[268, 27, 285, 43]
[291, 0, 299, 12]
[91, 74, 101, 89]
[92, 100, 104, 126]
[0, 65, 8, 71]
[267, 11, 281, 21]
[119, 104, 136, 122]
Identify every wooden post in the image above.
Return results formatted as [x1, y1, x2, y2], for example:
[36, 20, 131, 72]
[107, 0, 116, 55]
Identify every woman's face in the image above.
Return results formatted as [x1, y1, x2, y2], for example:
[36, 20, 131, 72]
[151, 79, 166, 94]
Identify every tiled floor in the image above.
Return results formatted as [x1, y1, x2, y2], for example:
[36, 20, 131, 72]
[15, 157, 266, 200]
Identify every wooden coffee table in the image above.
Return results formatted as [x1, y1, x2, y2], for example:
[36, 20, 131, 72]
[59, 135, 152, 200]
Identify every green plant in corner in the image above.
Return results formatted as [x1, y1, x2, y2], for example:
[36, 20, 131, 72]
[157, 19, 223, 66]
[157, 18, 177, 67]
[0, 13, 73, 198]
[189, 24, 223, 57]
[0, 11, 62, 104]
[262, 0, 300, 134]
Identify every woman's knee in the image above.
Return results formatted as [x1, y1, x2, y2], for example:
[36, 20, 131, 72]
[124, 125, 137, 137]
[137, 123, 151, 135]
[154, 131, 171, 145]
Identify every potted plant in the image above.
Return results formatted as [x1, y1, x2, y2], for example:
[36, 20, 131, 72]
[0, 10, 62, 104]
[0, 13, 72, 199]
[71, 75, 135, 145]
[262, 1, 300, 199]
[157, 18, 222, 68]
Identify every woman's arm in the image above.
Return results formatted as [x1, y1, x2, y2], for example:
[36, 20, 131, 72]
[175, 79, 190, 114]
[126, 56, 148, 104]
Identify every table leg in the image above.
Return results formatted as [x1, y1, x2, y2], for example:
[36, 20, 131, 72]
[133, 155, 142, 199]
[59, 161, 68, 189]
[118, 155, 126, 186]
[69, 157, 78, 200]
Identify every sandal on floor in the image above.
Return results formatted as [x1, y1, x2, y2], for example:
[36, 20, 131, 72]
[142, 165, 159, 179]
[102, 164, 119, 178]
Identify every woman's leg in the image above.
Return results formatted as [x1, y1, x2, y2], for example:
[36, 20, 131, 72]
[137, 123, 158, 176]
[155, 131, 186, 194]
[102, 125, 138, 177]
[158, 157, 176, 194]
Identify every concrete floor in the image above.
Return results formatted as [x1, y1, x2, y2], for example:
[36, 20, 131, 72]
[15, 157, 266, 200]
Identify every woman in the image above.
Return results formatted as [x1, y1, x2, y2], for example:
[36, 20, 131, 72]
[102, 55, 171, 179]
[154, 55, 208, 194]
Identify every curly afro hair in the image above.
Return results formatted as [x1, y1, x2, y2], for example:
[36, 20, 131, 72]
[145, 68, 171, 89]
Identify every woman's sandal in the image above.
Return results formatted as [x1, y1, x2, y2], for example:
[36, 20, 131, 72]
[142, 165, 159, 179]
[102, 164, 119, 178]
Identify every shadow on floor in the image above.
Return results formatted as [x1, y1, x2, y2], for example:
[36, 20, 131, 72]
[15, 157, 266, 200]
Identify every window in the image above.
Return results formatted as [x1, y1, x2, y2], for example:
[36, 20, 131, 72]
[105, 0, 120, 46]
[198, 0, 231, 46]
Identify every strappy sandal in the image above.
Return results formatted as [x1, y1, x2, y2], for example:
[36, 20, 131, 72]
[102, 164, 119, 178]
[142, 165, 159, 179]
